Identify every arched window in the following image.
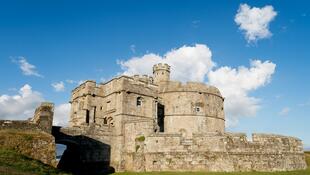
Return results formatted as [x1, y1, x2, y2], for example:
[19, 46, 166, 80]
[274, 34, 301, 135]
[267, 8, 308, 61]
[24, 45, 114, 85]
[137, 97, 143, 107]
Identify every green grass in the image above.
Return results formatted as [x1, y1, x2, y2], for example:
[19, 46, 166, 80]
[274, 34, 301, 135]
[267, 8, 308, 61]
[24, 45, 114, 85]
[114, 152, 310, 175]
[0, 148, 69, 175]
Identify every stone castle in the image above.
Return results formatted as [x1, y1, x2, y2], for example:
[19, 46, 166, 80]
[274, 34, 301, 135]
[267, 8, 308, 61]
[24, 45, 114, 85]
[64, 63, 306, 172]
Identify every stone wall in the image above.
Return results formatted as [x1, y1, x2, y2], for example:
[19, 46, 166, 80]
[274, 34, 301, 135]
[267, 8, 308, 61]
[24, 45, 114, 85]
[123, 132, 307, 172]
[159, 81, 225, 135]
[64, 63, 307, 173]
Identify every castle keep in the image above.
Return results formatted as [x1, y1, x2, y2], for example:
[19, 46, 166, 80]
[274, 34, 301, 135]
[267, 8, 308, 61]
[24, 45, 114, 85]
[64, 63, 306, 172]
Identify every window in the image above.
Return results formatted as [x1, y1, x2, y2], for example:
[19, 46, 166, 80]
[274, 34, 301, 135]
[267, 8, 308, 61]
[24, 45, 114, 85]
[196, 107, 200, 112]
[85, 109, 90, 124]
[137, 97, 143, 107]
[103, 117, 108, 125]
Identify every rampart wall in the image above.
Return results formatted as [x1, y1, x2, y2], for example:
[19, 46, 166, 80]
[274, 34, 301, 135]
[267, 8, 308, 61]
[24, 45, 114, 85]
[122, 131, 307, 172]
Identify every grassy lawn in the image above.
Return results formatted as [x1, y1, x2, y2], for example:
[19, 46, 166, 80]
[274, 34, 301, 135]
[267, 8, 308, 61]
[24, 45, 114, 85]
[114, 152, 310, 175]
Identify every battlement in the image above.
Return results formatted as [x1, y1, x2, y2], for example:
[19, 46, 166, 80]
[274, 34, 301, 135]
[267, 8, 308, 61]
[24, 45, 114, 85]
[152, 63, 170, 73]
[132, 74, 154, 84]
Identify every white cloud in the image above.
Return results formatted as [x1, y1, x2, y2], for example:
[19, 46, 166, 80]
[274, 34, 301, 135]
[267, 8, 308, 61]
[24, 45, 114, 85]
[235, 3, 277, 43]
[52, 81, 65, 92]
[119, 44, 215, 82]
[12, 57, 43, 77]
[208, 60, 276, 127]
[53, 103, 71, 126]
[278, 107, 291, 116]
[0, 84, 44, 120]
[118, 44, 276, 127]
[0, 84, 70, 126]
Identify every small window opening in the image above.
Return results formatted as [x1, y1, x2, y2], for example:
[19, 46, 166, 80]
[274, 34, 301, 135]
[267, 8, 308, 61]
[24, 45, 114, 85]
[93, 106, 96, 123]
[137, 97, 143, 107]
[103, 117, 108, 125]
[196, 107, 200, 112]
[85, 109, 90, 124]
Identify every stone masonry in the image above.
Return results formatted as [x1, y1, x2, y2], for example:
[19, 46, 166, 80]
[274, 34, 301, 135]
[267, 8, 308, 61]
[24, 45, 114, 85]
[66, 63, 307, 172]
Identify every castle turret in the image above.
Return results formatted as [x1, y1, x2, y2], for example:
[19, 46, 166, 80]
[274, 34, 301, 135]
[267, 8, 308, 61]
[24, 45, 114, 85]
[153, 63, 170, 84]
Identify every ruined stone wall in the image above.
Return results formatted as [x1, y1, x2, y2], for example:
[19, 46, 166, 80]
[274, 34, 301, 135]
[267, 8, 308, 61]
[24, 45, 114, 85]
[31, 102, 54, 133]
[123, 132, 307, 172]
[0, 120, 44, 132]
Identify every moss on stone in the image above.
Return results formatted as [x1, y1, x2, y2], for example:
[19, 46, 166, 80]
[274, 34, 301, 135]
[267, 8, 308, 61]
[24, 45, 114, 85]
[135, 136, 145, 142]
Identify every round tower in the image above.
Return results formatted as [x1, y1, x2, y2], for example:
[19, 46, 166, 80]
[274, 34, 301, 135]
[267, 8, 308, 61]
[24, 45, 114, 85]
[153, 63, 170, 84]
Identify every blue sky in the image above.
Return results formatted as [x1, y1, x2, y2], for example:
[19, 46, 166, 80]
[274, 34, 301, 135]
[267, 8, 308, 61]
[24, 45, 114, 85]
[0, 0, 309, 148]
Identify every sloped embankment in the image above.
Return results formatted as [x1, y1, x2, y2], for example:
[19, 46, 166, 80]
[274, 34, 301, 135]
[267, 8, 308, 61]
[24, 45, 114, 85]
[0, 148, 69, 175]
[0, 129, 56, 166]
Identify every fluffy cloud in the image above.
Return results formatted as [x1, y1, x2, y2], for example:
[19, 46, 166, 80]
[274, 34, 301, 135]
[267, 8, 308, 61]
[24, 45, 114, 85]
[208, 60, 276, 127]
[0, 84, 44, 120]
[119, 44, 215, 82]
[52, 81, 65, 92]
[53, 103, 71, 126]
[235, 4, 277, 43]
[119, 44, 276, 127]
[0, 84, 70, 126]
[12, 57, 43, 77]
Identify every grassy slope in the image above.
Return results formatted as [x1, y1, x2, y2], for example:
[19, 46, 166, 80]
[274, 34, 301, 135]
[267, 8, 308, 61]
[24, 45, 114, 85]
[0, 148, 69, 175]
[114, 152, 310, 175]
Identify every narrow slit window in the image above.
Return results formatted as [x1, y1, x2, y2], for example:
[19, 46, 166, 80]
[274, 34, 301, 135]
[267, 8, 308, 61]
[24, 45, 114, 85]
[137, 97, 143, 107]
